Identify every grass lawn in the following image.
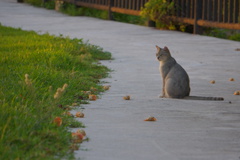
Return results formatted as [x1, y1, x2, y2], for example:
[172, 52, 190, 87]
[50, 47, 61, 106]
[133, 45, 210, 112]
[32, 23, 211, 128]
[0, 24, 111, 159]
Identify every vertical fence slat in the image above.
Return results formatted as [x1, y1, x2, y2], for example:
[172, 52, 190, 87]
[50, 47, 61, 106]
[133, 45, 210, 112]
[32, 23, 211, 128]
[202, 0, 207, 20]
[186, 0, 190, 18]
[190, 0, 195, 19]
[238, 0, 240, 23]
[183, 0, 187, 17]
[141, 0, 145, 9]
[118, 0, 120, 7]
[136, 0, 140, 10]
[229, 0, 233, 22]
[213, 0, 218, 21]
[218, 0, 223, 22]
[125, 0, 127, 8]
[108, 0, 113, 20]
[117, 0, 120, 8]
[207, 0, 212, 21]
[194, 0, 202, 34]
[176, 0, 181, 17]
[223, 0, 228, 22]
[233, 0, 239, 23]
[133, 0, 136, 10]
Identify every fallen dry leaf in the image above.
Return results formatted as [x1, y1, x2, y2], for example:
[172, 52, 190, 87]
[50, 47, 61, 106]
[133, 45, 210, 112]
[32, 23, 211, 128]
[210, 80, 215, 84]
[235, 48, 240, 51]
[76, 112, 84, 118]
[123, 95, 130, 100]
[233, 91, 240, 95]
[103, 85, 111, 90]
[76, 129, 86, 137]
[89, 94, 97, 101]
[144, 116, 157, 121]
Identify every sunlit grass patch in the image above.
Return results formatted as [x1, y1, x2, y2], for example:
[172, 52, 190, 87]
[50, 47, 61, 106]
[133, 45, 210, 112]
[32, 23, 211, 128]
[0, 24, 111, 159]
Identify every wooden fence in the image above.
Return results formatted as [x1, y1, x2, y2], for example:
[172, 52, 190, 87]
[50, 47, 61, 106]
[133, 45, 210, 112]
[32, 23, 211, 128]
[62, 0, 240, 34]
[173, 0, 240, 33]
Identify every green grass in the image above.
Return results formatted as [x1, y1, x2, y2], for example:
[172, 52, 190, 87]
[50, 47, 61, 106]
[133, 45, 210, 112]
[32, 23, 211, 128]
[0, 24, 111, 160]
[203, 28, 240, 42]
[60, 3, 109, 19]
[24, 0, 55, 9]
[59, 2, 145, 25]
[112, 12, 146, 25]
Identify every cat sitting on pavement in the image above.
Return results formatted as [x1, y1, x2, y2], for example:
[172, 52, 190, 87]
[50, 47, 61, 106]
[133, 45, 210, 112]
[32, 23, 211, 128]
[156, 45, 224, 101]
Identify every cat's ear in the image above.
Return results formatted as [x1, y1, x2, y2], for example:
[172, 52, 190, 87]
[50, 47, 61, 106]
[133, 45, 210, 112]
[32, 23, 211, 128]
[156, 45, 161, 51]
[163, 46, 169, 52]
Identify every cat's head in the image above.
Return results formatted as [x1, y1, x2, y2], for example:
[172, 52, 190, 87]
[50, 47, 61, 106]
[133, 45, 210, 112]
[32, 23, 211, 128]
[156, 45, 171, 62]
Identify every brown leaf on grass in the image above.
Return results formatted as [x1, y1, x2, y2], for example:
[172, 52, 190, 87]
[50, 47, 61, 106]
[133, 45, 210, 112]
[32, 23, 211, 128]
[76, 129, 86, 137]
[89, 94, 97, 101]
[53, 117, 62, 126]
[71, 132, 84, 143]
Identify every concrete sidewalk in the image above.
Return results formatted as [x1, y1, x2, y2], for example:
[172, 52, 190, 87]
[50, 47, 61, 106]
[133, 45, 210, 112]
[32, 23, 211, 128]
[1, 0, 240, 159]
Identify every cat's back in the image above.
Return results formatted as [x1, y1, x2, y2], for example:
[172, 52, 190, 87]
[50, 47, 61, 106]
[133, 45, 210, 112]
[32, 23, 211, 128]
[167, 61, 189, 82]
[160, 58, 189, 79]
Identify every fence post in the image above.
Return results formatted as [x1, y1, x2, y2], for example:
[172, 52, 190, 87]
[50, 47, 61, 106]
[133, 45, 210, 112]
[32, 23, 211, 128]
[108, 0, 114, 20]
[194, 0, 202, 34]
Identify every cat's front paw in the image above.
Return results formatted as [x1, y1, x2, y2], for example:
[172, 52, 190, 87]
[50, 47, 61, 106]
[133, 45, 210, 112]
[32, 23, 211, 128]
[159, 95, 165, 98]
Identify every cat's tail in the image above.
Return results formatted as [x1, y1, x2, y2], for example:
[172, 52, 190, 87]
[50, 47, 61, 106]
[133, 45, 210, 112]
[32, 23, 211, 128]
[184, 96, 224, 101]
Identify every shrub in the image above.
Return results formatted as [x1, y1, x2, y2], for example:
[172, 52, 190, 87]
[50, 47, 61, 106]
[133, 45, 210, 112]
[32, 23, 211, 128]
[140, 0, 175, 29]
